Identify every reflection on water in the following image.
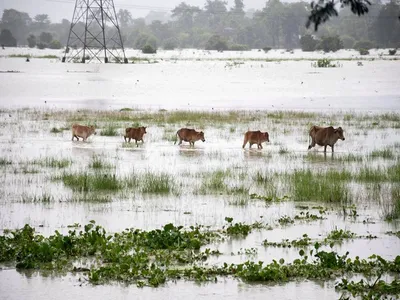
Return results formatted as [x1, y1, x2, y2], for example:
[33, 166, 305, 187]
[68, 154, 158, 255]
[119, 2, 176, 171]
[0, 269, 340, 300]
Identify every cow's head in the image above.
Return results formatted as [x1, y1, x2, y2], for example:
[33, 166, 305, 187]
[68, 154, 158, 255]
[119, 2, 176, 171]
[199, 131, 205, 142]
[335, 127, 345, 141]
[90, 125, 96, 135]
[264, 132, 270, 142]
[141, 126, 147, 134]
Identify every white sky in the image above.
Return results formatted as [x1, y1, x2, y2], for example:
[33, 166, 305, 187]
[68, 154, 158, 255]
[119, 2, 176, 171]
[0, 0, 272, 22]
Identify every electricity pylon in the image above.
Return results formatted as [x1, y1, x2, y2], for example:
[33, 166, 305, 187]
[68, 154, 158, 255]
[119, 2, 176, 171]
[62, 0, 128, 63]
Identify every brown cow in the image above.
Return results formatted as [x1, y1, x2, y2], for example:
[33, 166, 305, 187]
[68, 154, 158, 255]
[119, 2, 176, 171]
[242, 130, 270, 149]
[175, 128, 205, 146]
[124, 126, 147, 146]
[308, 125, 345, 152]
[71, 124, 96, 141]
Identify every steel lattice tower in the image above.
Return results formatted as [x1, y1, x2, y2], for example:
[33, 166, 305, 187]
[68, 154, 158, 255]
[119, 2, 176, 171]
[62, 0, 128, 63]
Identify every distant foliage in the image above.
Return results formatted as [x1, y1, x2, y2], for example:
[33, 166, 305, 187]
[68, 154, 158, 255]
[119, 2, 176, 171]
[142, 45, 157, 54]
[341, 35, 355, 49]
[262, 47, 272, 53]
[229, 44, 249, 51]
[27, 34, 36, 48]
[354, 40, 375, 50]
[300, 34, 318, 52]
[163, 38, 178, 50]
[39, 32, 52, 44]
[37, 42, 46, 49]
[359, 48, 369, 55]
[388, 49, 397, 55]
[49, 40, 61, 49]
[134, 33, 158, 50]
[317, 35, 343, 52]
[205, 35, 228, 51]
[0, 29, 17, 47]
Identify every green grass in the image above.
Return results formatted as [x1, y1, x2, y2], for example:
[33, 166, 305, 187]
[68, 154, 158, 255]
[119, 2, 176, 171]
[385, 185, 400, 221]
[291, 169, 351, 202]
[199, 170, 229, 193]
[100, 124, 118, 136]
[370, 148, 395, 159]
[32, 157, 72, 168]
[0, 158, 12, 166]
[89, 156, 112, 169]
[57, 172, 121, 192]
[141, 172, 175, 194]
[71, 193, 112, 202]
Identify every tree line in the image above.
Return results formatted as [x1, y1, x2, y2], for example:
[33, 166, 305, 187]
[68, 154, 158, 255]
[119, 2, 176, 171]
[0, 0, 399, 52]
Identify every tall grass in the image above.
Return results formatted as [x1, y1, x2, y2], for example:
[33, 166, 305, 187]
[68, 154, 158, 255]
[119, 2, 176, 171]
[100, 124, 118, 136]
[57, 172, 121, 192]
[291, 169, 351, 202]
[0, 158, 12, 166]
[89, 156, 112, 169]
[370, 148, 395, 159]
[385, 185, 400, 221]
[33, 157, 72, 168]
[141, 172, 174, 194]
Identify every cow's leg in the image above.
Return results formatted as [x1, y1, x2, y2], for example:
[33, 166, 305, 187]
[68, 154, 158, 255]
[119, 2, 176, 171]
[249, 143, 252, 149]
[128, 137, 131, 143]
[242, 137, 248, 149]
[124, 135, 127, 142]
[308, 137, 315, 150]
[72, 135, 75, 141]
[324, 145, 327, 152]
[135, 139, 139, 147]
[178, 139, 182, 145]
[331, 145, 334, 153]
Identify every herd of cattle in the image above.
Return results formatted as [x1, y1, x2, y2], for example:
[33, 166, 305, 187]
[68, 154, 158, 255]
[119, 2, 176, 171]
[71, 123, 346, 152]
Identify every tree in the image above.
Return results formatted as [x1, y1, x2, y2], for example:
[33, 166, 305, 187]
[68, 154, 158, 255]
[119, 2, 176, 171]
[1, 9, 31, 44]
[231, 0, 245, 16]
[374, 1, 400, 47]
[205, 34, 228, 51]
[39, 32, 53, 44]
[171, 2, 201, 29]
[317, 35, 343, 52]
[300, 34, 318, 51]
[34, 14, 50, 25]
[27, 34, 36, 48]
[305, 0, 399, 31]
[0, 29, 17, 46]
[117, 9, 133, 28]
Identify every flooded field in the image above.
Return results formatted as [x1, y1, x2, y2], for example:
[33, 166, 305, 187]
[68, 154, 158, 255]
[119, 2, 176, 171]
[0, 49, 400, 299]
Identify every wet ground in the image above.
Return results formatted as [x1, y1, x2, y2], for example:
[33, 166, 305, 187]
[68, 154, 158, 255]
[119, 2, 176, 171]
[0, 48, 399, 299]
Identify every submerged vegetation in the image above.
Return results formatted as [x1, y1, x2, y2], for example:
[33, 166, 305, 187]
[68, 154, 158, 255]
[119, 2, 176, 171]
[0, 222, 399, 300]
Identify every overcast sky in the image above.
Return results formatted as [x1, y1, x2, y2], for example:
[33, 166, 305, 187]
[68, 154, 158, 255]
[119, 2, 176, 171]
[0, 0, 271, 22]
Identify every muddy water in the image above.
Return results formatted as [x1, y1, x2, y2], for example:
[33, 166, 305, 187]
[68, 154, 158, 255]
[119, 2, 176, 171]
[0, 54, 400, 299]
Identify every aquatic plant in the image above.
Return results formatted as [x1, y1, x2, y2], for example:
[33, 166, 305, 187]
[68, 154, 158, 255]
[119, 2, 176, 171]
[100, 124, 118, 136]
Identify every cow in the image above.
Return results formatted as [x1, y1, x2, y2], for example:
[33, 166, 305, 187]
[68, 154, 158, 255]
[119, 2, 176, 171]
[124, 126, 147, 146]
[175, 128, 205, 146]
[71, 124, 96, 141]
[242, 130, 270, 149]
[308, 125, 345, 152]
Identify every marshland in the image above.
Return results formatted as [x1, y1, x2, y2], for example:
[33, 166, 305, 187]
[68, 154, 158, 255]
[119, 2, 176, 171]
[0, 49, 400, 299]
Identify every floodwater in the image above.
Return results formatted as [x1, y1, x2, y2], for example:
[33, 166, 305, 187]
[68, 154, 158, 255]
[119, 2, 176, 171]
[0, 48, 400, 299]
